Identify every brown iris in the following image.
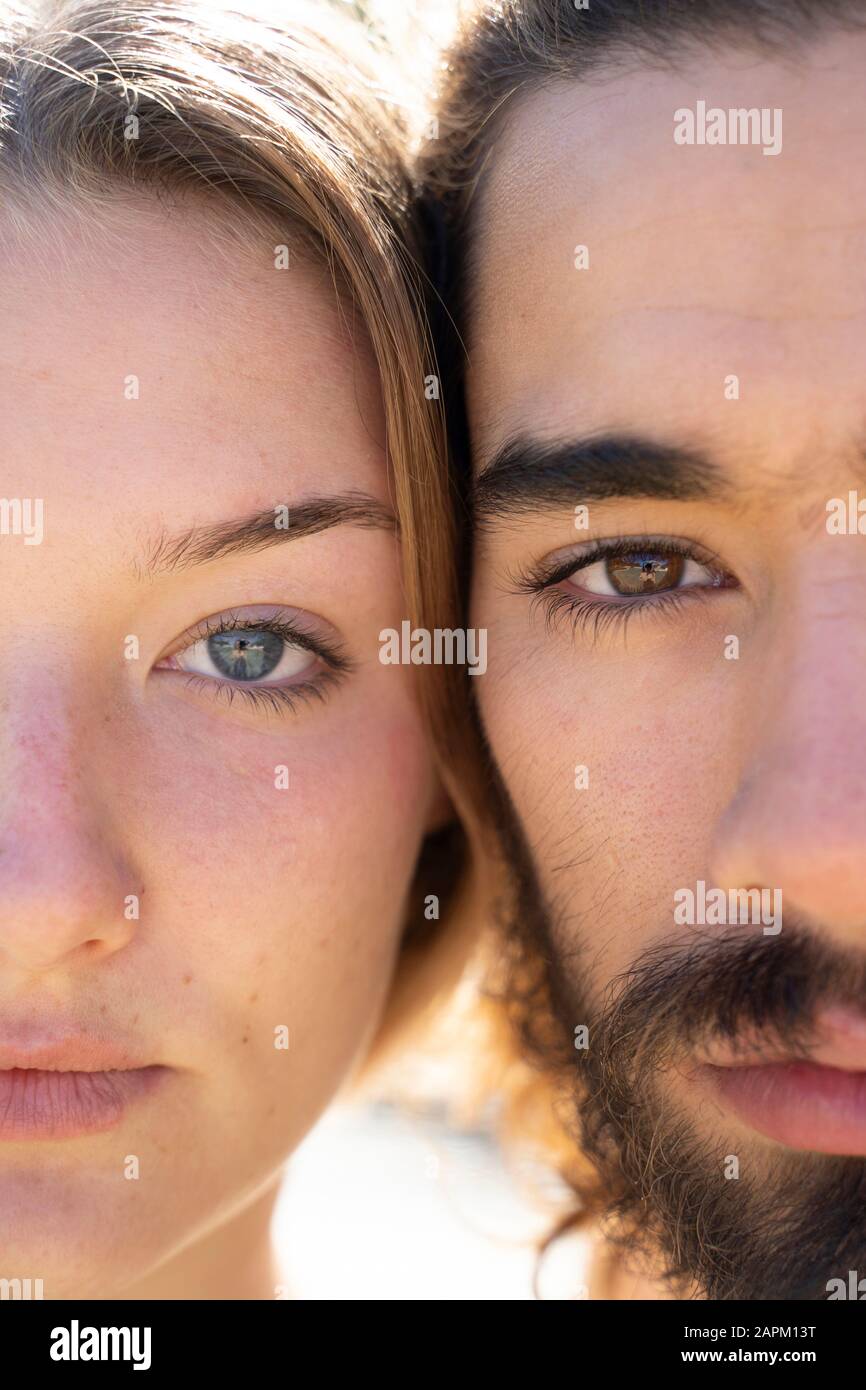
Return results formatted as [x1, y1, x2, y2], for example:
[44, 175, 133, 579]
[606, 550, 685, 595]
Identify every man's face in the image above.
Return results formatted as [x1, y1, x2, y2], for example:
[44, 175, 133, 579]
[467, 31, 866, 1298]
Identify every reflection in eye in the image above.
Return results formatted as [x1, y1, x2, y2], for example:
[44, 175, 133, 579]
[577, 548, 706, 596]
[182, 627, 314, 684]
[514, 536, 736, 642]
[543, 538, 729, 601]
[154, 611, 351, 716]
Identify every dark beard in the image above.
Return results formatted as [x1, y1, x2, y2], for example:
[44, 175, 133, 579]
[487, 773, 866, 1300]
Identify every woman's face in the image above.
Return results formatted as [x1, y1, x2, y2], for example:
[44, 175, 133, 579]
[0, 197, 437, 1296]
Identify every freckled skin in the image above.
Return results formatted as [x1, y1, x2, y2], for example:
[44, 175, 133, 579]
[0, 197, 439, 1299]
[469, 30, 866, 1248]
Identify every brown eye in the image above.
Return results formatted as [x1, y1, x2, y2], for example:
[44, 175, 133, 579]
[606, 550, 685, 595]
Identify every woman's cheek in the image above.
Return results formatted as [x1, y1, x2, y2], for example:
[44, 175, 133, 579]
[124, 678, 432, 1050]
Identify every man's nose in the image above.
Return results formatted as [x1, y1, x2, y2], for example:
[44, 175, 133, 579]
[710, 595, 866, 948]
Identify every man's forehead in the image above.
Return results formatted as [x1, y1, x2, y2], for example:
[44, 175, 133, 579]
[467, 31, 866, 472]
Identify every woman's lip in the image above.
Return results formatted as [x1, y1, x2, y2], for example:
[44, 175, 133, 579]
[0, 1066, 168, 1140]
[0, 1038, 154, 1072]
[699, 1060, 866, 1154]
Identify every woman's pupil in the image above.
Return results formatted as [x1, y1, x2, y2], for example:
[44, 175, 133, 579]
[208, 629, 283, 681]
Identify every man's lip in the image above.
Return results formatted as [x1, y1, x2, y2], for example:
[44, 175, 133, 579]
[693, 1006, 866, 1072]
[698, 1060, 866, 1155]
[688, 1008, 866, 1155]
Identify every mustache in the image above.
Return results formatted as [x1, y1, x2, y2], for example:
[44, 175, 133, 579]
[579, 924, 866, 1302]
[487, 755, 866, 1077]
[487, 773, 866, 1298]
[591, 923, 866, 1078]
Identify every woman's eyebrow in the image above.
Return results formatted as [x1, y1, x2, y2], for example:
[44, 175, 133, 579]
[472, 434, 729, 525]
[138, 492, 397, 577]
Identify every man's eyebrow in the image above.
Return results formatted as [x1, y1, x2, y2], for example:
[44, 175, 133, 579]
[472, 435, 730, 523]
[140, 492, 396, 578]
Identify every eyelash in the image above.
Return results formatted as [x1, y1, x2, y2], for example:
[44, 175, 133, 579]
[514, 537, 735, 643]
[158, 612, 351, 716]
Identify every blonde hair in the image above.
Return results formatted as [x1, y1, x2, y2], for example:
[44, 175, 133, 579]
[0, 0, 490, 1059]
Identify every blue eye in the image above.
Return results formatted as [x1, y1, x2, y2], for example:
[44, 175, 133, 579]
[206, 629, 283, 681]
[154, 610, 352, 715]
[170, 626, 317, 685]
